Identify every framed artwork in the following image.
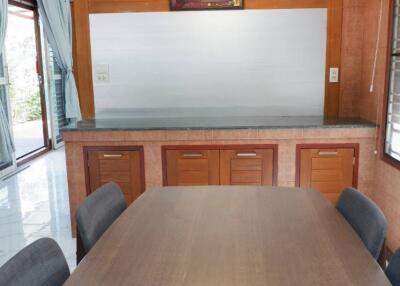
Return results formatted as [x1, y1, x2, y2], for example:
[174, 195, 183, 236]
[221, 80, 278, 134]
[170, 0, 244, 11]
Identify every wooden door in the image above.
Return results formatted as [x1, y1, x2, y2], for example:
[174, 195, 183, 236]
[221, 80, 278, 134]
[86, 147, 144, 205]
[298, 147, 357, 204]
[164, 149, 220, 186]
[220, 148, 275, 186]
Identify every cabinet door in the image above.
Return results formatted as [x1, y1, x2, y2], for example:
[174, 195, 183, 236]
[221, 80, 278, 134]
[165, 149, 220, 186]
[220, 149, 275, 186]
[87, 148, 144, 205]
[299, 148, 355, 204]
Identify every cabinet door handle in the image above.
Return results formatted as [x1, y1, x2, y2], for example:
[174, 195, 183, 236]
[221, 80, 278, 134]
[318, 151, 338, 156]
[236, 152, 257, 157]
[182, 153, 203, 158]
[103, 154, 123, 158]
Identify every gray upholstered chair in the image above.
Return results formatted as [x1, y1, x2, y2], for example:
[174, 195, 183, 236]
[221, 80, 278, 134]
[0, 238, 70, 286]
[386, 249, 400, 286]
[76, 182, 126, 263]
[336, 188, 387, 259]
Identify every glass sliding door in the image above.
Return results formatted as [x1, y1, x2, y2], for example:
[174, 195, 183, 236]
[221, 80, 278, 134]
[5, 3, 50, 160]
[0, 53, 16, 177]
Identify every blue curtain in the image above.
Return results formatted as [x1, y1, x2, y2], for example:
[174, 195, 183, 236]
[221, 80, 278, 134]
[37, 0, 81, 120]
[0, 0, 15, 165]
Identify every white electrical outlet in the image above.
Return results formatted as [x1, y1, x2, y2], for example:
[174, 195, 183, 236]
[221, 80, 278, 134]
[94, 64, 110, 83]
[329, 67, 339, 83]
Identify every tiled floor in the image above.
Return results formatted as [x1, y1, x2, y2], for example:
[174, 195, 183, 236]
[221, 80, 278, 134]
[0, 148, 76, 271]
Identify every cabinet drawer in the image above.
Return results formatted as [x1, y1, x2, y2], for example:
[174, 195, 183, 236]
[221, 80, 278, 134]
[85, 146, 145, 205]
[164, 149, 220, 186]
[297, 144, 358, 204]
[220, 148, 276, 186]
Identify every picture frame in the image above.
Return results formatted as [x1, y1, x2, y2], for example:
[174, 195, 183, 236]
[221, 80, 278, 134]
[170, 0, 244, 11]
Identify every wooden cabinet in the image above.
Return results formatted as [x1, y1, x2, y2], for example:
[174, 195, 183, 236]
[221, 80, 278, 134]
[220, 149, 275, 185]
[163, 145, 277, 186]
[164, 149, 220, 186]
[296, 144, 359, 204]
[85, 146, 145, 205]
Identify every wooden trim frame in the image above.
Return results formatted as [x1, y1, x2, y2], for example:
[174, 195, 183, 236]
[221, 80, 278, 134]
[16, 147, 50, 167]
[83, 145, 146, 196]
[161, 144, 279, 186]
[72, 0, 343, 119]
[72, 0, 95, 119]
[380, 0, 400, 171]
[295, 143, 360, 188]
[324, 0, 343, 117]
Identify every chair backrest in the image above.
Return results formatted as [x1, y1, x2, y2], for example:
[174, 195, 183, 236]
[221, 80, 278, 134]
[76, 182, 127, 254]
[0, 238, 70, 286]
[386, 249, 400, 286]
[336, 188, 387, 259]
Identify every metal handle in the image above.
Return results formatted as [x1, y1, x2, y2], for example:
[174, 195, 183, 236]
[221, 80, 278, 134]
[236, 152, 257, 157]
[183, 153, 203, 158]
[103, 154, 123, 158]
[318, 151, 338, 156]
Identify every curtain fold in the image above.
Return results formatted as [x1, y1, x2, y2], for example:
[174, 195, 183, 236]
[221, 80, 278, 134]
[37, 0, 81, 120]
[0, 0, 15, 164]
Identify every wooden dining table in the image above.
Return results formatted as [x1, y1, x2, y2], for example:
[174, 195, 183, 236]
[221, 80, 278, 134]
[65, 186, 391, 286]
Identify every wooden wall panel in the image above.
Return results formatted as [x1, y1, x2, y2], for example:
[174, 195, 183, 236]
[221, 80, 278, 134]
[244, 0, 327, 9]
[324, 0, 343, 117]
[89, 0, 169, 13]
[88, 0, 328, 12]
[72, 0, 95, 119]
[73, 0, 344, 119]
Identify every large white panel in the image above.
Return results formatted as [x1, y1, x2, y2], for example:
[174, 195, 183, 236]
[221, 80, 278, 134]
[90, 9, 327, 118]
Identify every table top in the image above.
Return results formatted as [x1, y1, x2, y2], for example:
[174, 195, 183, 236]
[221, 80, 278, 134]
[65, 186, 390, 286]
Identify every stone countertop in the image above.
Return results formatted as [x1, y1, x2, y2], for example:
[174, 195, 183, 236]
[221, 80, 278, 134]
[62, 116, 375, 132]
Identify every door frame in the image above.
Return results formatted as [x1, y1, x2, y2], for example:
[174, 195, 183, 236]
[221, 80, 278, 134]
[8, 0, 51, 165]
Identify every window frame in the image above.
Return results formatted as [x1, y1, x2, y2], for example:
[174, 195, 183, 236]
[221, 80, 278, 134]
[382, 0, 400, 170]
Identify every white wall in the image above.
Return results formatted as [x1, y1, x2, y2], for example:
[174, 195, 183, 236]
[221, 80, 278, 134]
[90, 9, 327, 118]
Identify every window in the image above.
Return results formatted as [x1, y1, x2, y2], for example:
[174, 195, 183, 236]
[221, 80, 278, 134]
[385, 0, 400, 164]
[47, 47, 69, 146]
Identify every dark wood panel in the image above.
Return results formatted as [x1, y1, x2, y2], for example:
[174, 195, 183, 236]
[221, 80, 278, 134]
[65, 186, 391, 286]
[296, 144, 358, 204]
[245, 0, 327, 9]
[89, 0, 329, 13]
[72, 0, 95, 119]
[89, 0, 169, 13]
[324, 0, 343, 117]
[84, 146, 145, 205]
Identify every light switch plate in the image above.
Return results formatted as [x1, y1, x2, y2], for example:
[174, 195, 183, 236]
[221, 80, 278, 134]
[94, 64, 110, 83]
[329, 67, 339, 83]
